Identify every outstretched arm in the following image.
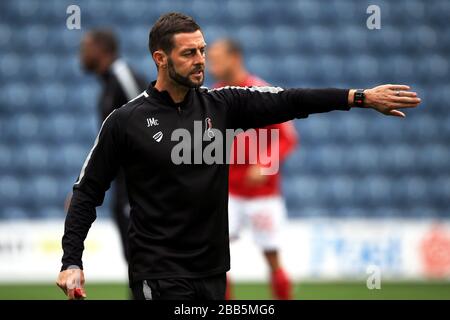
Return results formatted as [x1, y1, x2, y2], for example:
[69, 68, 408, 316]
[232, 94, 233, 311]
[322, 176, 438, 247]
[214, 84, 420, 130]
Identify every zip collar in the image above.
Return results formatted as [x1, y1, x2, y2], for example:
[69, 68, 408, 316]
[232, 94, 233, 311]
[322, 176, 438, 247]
[145, 81, 194, 110]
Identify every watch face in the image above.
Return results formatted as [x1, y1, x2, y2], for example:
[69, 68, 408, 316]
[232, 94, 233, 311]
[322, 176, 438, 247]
[354, 91, 365, 106]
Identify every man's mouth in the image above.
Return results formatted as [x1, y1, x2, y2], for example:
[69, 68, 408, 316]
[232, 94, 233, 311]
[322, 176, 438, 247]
[191, 70, 204, 77]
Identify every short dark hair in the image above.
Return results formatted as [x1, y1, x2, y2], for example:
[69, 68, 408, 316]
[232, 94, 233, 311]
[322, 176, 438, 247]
[88, 29, 119, 55]
[221, 38, 243, 56]
[149, 12, 201, 55]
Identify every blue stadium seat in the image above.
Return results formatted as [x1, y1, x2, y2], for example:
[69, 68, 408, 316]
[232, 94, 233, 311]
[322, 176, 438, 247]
[403, 26, 437, 53]
[58, 54, 84, 82]
[36, 206, 65, 219]
[0, 24, 12, 51]
[223, 0, 256, 25]
[0, 144, 12, 174]
[329, 0, 360, 24]
[4, 113, 40, 144]
[371, 207, 403, 218]
[29, 54, 58, 81]
[246, 54, 275, 83]
[338, 27, 370, 54]
[58, 29, 82, 55]
[323, 175, 356, 205]
[82, 0, 116, 24]
[346, 55, 379, 82]
[426, 85, 450, 114]
[15, 143, 50, 175]
[270, 26, 302, 54]
[0, 206, 29, 220]
[40, 114, 78, 144]
[1, 83, 33, 113]
[390, 176, 430, 208]
[336, 115, 368, 142]
[24, 25, 49, 51]
[442, 26, 450, 51]
[426, 0, 450, 27]
[30, 83, 68, 113]
[315, 55, 344, 82]
[51, 144, 89, 174]
[335, 206, 371, 218]
[0, 53, 21, 82]
[404, 115, 442, 143]
[404, 206, 440, 219]
[235, 25, 265, 53]
[367, 27, 404, 54]
[416, 144, 450, 175]
[306, 26, 334, 54]
[78, 115, 99, 143]
[292, 206, 329, 218]
[203, 25, 229, 43]
[24, 175, 60, 207]
[0, 176, 22, 207]
[75, 83, 100, 114]
[284, 176, 323, 207]
[345, 144, 380, 174]
[443, 115, 450, 140]
[365, 118, 406, 143]
[292, 0, 321, 25]
[188, 0, 223, 24]
[376, 144, 417, 174]
[390, 0, 425, 27]
[433, 176, 450, 209]
[119, 26, 148, 54]
[353, 175, 392, 207]
[381, 54, 415, 83]
[418, 54, 449, 82]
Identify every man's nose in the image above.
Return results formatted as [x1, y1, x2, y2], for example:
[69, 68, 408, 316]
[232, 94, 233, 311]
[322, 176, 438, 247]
[194, 50, 205, 65]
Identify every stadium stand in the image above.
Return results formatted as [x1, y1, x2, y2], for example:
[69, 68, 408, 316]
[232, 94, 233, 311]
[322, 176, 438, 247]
[0, 0, 448, 219]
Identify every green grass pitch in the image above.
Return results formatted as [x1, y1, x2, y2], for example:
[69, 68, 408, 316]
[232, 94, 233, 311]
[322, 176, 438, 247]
[0, 281, 449, 300]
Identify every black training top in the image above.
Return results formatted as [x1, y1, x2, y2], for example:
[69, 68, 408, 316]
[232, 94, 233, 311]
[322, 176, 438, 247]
[61, 82, 350, 283]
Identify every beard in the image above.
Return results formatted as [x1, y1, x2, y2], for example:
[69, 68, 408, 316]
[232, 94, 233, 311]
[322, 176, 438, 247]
[168, 58, 204, 88]
[80, 57, 98, 73]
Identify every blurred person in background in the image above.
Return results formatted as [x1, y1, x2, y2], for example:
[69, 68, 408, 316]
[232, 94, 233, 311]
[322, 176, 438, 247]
[208, 39, 298, 300]
[74, 29, 147, 262]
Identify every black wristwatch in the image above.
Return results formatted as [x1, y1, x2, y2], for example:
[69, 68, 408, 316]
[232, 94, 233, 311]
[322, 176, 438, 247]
[353, 89, 366, 107]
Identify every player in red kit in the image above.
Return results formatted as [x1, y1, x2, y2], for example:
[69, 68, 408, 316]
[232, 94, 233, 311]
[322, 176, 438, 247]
[208, 39, 298, 300]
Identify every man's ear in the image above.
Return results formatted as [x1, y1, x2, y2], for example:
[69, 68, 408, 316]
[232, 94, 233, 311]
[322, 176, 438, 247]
[153, 50, 167, 69]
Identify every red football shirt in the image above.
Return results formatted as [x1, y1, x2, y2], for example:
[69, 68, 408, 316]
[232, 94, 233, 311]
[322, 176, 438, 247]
[214, 74, 298, 197]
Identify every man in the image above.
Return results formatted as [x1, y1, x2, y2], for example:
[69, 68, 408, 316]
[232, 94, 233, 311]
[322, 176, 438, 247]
[77, 29, 147, 262]
[208, 39, 297, 300]
[56, 12, 420, 300]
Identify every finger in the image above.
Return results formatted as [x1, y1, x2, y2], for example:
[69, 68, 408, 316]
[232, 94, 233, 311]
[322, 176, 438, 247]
[396, 91, 418, 97]
[56, 282, 68, 295]
[391, 96, 421, 104]
[80, 287, 87, 299]
[388, 109, 406, 117]
[67, 288, 75, 300]
[390, 103, 420, 109]
[387, 84, 410, 91]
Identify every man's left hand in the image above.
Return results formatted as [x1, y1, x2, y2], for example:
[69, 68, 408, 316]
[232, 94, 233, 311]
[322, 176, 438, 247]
[353, 84, 421, 117]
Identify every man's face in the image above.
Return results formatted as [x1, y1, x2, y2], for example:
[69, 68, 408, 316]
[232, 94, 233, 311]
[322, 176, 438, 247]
[165, 30, 206, 88]
[80, 34, 101, 73]
[207, 42, 236, 82]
